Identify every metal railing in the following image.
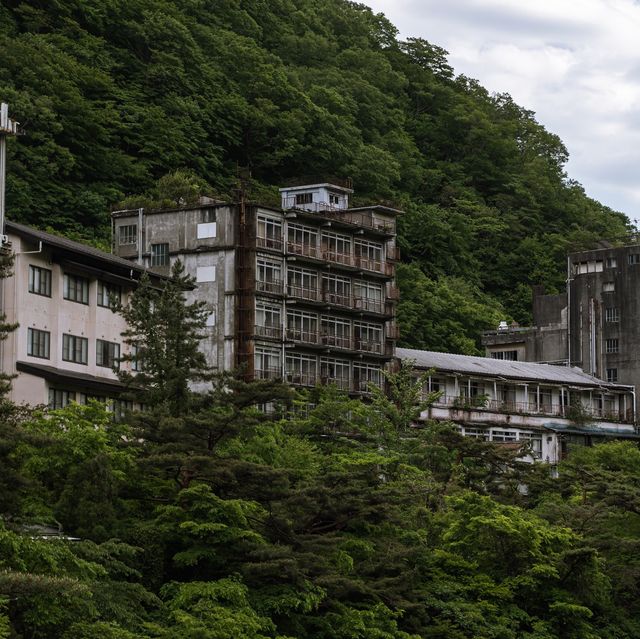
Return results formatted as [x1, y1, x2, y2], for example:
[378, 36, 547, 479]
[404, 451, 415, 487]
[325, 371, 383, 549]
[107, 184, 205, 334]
[287, 241, 321, 259]
[287, 284, 320, 302]
[255, 368, 281, 380]
[286, 372, 317, 386]
[286, 328, 319, 344]
[256, 279, 284, 295]
[320, 334, 352, 349]
[256, 236, 283, 251]
[355, 339, 384, 354]
[320, 376, 351, 391]
[322, 291, 352, 308]
[323, 250, 354, 267]
[254, 325, 283, 340]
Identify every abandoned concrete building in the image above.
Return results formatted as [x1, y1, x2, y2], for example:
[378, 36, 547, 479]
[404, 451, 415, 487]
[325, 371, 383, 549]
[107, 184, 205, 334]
[399, 347, 638, 465]
[482, 243, 640, 406]
[111, 181, 401, 393]
[0, 221, 165, 410]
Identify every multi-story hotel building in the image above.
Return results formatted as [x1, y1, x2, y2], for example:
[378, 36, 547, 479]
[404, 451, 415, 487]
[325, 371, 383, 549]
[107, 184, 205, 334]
[399, 348, 638, 465]
[1, 221, 164, 409]
[111, 182, 400, 393]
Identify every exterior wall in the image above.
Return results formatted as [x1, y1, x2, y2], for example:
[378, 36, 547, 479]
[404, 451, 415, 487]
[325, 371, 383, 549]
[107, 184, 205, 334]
[417, 369, 635, 465]
[2, 235, 132, 407]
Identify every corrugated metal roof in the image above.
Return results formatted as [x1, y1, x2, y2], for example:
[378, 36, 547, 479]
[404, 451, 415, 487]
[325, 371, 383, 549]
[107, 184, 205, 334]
[397, 347, 633, 390]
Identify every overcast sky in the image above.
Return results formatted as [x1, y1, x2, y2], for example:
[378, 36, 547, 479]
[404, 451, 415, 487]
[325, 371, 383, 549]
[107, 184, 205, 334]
[365, 0, 640, 222]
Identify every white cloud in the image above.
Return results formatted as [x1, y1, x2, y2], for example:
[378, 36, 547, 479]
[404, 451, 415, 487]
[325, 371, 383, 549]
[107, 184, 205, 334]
[366, 0, 640, 216]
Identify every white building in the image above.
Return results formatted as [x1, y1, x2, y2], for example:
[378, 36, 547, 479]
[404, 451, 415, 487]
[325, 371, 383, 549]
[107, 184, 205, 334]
[398, 348, 638, 465]
[1, 221, 163, 409]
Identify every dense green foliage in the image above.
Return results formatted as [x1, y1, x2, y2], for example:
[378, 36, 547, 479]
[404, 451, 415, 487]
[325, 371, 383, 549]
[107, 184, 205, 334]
[0, 0, 631, 351]
[4, 381, 640, 637]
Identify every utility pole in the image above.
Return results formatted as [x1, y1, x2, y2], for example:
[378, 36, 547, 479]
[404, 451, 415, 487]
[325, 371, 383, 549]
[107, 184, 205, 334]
[0, 103, 19, 244]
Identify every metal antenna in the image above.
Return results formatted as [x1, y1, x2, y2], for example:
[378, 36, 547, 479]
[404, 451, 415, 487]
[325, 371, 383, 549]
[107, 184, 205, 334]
[0, 103, 19, 245]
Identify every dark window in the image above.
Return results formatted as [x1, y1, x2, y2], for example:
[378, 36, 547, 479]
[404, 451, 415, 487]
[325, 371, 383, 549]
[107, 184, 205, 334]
[62, 334, 88, 364]
[605, 307, 620, 323]
[606, 257, 617, 268]
[27, 328, 50, 359]
[28, 265, 51, 297]
[605, 338, 619, 353]
[96, 339, 120, 369]
[97, 281, 121, 308]
[490, 350, 518, 361]
[151, 243, 169, 266]
[295, 193, 313, 205]
[603, 282, 615, 293]
[606, 368, 618, 383]
[118, 224, 137, 246]
[63, 273, 89, 304]
[48, 389, 75, 409]
[629, 254, 640, 265]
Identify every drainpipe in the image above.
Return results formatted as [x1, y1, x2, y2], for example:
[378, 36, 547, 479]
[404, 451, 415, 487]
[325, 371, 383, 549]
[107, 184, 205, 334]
[567, 255, 571, 366]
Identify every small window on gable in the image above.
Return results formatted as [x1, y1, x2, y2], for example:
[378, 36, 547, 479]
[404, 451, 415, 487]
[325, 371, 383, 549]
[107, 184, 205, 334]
[603, 282, 615, 293]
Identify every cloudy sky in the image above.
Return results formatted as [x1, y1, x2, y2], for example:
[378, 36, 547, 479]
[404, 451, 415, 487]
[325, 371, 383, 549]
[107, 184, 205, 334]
[365, 0, 640, 221]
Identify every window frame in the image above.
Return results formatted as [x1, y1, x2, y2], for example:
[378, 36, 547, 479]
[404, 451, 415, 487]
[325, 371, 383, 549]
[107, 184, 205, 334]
[118, 224, 137, 246]
[96, 339, 121, 369]
[62, 333, 88, 365]
[28, 265, 52, 297]
[27, 327, 50, 359]
[151, 243, 170, 267]
[63, 273, 89, 305]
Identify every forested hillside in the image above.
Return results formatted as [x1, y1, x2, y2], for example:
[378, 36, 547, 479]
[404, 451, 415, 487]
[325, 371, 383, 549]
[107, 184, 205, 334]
[0, 0, 631, 351]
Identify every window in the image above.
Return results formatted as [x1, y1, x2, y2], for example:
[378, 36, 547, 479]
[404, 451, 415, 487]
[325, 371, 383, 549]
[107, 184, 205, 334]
[354, 321, 383, 354]
[255, 302, 282, 339]
[27, 328, 50, 359]
[287, 266, 318, 300]
[606, 257, 617, 268]
[353, 363, 383, 392]
[603, 282, 615, 293]
[490, 350, 518, 361]
[574, 260, 603, 274]
[49, 389, 76, 409]
[151, 243, 169, 267]
[287, 310, 318, 343]
[322, 274, 351, 306]
[287, 223, 318, 257]
[255, 346, 281, 379]
[28, 265, 51, 297]
[97, 281, 121, 308]
[256, 258, 282, 294]
[321, 231, 351, 263]
[605, 307, 620, 323]
[131, 343, 143, 372]
[118, 224, 137, 246]
[606, 338, 619, 353]
[197, 222, 217, 239]
[96, 339, 120, 369]
[354, 239, 383, 272]
[606, 368, 618, 382]
[320, 357, 350, 390]
[328, 193, 340, 206]
[62, 334, 88, 365]
[629, 254, 640, 265]
[490, 430, 518, 442]
[320, 315, 351, 348]
[257, 215, 282, 250]
[196, 266, 216, 282]
[353, 280, 383, 313]
[295, 193, 313, 205]
[285, 353, 317, 386]
[63, 273, 89, 304]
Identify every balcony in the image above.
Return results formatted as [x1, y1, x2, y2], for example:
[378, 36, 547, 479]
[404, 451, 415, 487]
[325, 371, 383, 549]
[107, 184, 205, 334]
[353, 377, 384, 393]
[322, 290, 352, 308]
[387, 246, 401, 261]
[286, 328, 319, 345]
[320, 375, 351, 391]
[287, 284, 321, 302]
[286, 372, 317, 387]
[256, 279, 284, 295]
[320, 334, 352, 350]
[354, 257, 394, 277]
[386, 324, 400, 340]
[323, 251, 354, 267]
[355, 339, 384, 355]
[287, 242, 321, 260]
[386, 286, 400, 301]
[255, 368, 281, 380]
[256, 236, 283, 252]
[254, 324, 283, 340]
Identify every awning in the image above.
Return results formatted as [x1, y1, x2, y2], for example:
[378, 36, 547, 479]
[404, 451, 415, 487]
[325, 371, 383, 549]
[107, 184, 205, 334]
[17, 361, 125, 394]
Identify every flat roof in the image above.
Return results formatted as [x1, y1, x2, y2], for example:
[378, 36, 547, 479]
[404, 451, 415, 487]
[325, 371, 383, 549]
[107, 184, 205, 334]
[279, 183, 354, 194]
[397, 347, 634, 391]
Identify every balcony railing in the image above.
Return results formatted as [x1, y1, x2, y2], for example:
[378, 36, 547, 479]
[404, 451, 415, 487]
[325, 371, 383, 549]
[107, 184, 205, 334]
[320, 334, 352, 349]
[353, 297, 383, 314]
[322, 290, 352, 307]
[286, 328, 319, 345]
[386, 286, 400, 301]
[256, 236, 283, 251]
[387, 246, 401, 261]
[323, 250, 354, 267]
[256, 279, 284, 295]
[288, 284, 321, 302]
[287, 242, 321, 259]
[255, 368, 281, 380]
[286, 372, 317, 386]
[355, 339, 384, 354]
[353, 377, 384, 393]
[354, 257, 394, 277]
[254, 324, 283, 340]
[386, 324, 400, 340]
[320, 375, 351, 391]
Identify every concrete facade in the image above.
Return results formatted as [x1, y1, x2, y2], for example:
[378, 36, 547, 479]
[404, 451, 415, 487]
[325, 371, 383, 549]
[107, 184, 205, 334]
[1, 221, 162, 409]
[399, 347, 637, 465]
[112, 184, 400, 393]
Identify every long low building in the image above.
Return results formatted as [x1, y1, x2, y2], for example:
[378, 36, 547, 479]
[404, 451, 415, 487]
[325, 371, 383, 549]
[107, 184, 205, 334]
[397, 348, 638, 465]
